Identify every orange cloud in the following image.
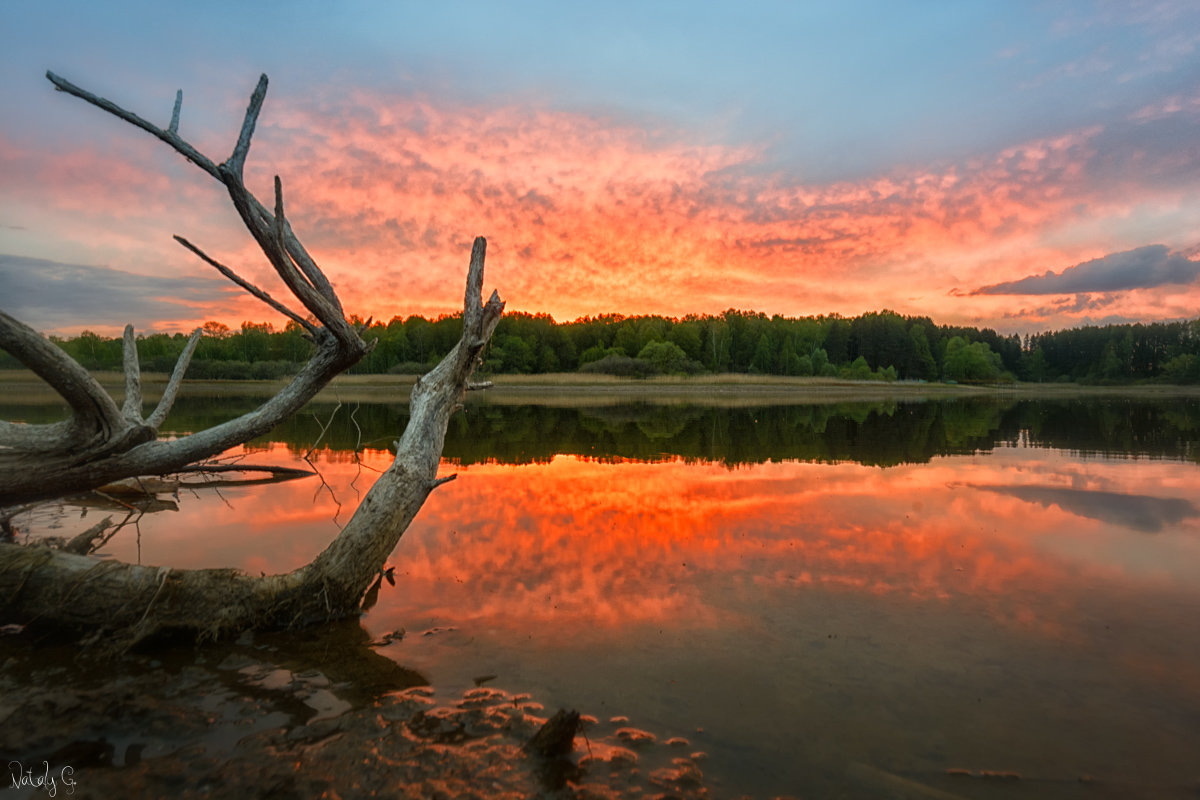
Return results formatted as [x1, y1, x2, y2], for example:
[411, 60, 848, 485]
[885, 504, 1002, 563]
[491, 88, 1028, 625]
[6, 86, 1197, 334]
[251, 99, 1108, 324]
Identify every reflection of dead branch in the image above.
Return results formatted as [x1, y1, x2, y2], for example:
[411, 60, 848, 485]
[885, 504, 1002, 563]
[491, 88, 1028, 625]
[92, 465, 314, 500]
[199, 452, 249, 470]
[173, 464, 315, 490]
[96, 477, 180, 496]
[308, 461, 344, 528]
[89, 489, 144, 513]
[176, 463, 314, 480]
[360, 572, 383, 612]
[13, 463, 317, 554]
[211, 485, 234, 511]
[62, 509, 142, 556]
[304, 402, 342, 460]
[350, 403, 363, 452]
[302, 402, 347, 525]
[62, 515, 115, 555]
[348, 403, 366, 498]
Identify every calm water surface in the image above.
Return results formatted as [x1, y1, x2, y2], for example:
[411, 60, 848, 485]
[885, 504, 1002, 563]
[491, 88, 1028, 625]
[6, 395, 1200, 797]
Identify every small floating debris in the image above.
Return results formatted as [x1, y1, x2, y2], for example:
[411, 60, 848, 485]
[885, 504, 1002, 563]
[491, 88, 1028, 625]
[946, 767, 1021, 780]
[421, 626, 458, 637]
[649, 758, 705, 791]
[472, 673, 498, 686]
[377, 628, 405, 645]
[980, 770, 1021, 780]
[578, 744, 639, 769]
[615, 727, 657, 747]
[459, 687, 509, 708]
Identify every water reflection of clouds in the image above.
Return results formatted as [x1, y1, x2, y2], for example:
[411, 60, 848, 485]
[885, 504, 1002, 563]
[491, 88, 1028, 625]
[971, 484, 1199, 533]
[380, 453, 1197, 642]
[61, 443, 1200, 649]
[12, 416, 1197, 793]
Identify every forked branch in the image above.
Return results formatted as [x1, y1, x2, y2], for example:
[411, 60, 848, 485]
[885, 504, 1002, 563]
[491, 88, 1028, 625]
[0, 72, 373, 504]
[2, 69, 506, 647]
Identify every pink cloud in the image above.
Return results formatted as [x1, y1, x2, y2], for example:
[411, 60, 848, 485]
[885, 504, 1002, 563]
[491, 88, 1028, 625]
[5, 84, 1196, 334]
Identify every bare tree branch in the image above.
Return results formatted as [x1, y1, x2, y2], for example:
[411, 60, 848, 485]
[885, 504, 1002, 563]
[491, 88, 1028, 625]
[227, 74, 268, 179]
[0, 71, 372, 504]
[46, 71, 220, 179]
[1, 70, 504, 648]
[0, 310, 145, 456]
[168, 89, 182, 135]
[146, 328, 203, 428]
[121, 325, 142, 421]
[173, 236, 316, 334]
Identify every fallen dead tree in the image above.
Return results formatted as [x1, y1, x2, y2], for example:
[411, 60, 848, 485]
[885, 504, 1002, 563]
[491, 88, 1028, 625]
[0, 71, 503, 645]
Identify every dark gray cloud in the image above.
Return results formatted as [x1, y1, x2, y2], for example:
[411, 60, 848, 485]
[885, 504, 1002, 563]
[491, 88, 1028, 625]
[0, 253, 236, 333]
[973, 484, 1197, 533]
[973, 244, 1200, 295]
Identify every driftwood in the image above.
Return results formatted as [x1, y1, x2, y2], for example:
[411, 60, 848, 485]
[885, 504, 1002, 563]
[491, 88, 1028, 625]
[0, 71, 373, 506]
[0, 70, 504, 645]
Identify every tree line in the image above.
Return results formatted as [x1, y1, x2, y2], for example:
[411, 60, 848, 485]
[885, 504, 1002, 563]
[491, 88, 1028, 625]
[4, 310, 1200, 384]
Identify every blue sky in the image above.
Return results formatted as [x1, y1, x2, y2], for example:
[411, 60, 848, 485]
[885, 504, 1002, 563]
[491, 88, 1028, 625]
[2, 1, 1199, 334]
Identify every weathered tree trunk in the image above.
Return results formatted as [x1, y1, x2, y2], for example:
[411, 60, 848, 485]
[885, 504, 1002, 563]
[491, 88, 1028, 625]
[0, 72, 372, 505]
[0, 71, 504, 645]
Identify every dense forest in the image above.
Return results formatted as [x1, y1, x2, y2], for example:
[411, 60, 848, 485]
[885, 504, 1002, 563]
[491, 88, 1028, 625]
[4, 309, 1200, 384]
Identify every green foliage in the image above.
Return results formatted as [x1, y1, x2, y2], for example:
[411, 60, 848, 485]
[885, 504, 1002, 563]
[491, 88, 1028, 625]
[578, 354, 658, 378]
[942, 337, 1004, 383]
[838, 356, 896, 382]
[485, 334, 536, 374]
[636, 340, 704, 375]
[579, 345, 625, 365]
[842, 356, 873, 380]
[8, 309, 1200, 385]
[1162, 353, 1200, 383]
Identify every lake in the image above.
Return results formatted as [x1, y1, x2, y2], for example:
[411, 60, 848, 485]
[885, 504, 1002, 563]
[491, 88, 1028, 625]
[3, 392, 1200, 798]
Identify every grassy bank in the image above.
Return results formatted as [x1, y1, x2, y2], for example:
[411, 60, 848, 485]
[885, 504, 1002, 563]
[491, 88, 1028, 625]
[4, 369, 1200, 408]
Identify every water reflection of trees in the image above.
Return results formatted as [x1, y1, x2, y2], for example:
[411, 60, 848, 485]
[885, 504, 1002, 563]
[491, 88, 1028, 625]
[10, 396, 1197, 466]
[245, 397, 1200, 467]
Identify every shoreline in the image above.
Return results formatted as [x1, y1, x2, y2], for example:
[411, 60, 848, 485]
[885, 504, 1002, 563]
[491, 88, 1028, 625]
[3, 369, 1200, 406]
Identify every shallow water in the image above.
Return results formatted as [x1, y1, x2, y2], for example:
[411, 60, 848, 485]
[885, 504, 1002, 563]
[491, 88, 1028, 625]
[4, 395, 1200, 797]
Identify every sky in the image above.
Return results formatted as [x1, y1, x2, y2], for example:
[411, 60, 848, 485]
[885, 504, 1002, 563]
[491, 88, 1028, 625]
[2, 0, 1200, 337]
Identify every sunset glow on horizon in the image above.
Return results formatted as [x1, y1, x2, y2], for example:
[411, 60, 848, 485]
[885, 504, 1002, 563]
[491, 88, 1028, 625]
[3, 2, 1200, 336]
